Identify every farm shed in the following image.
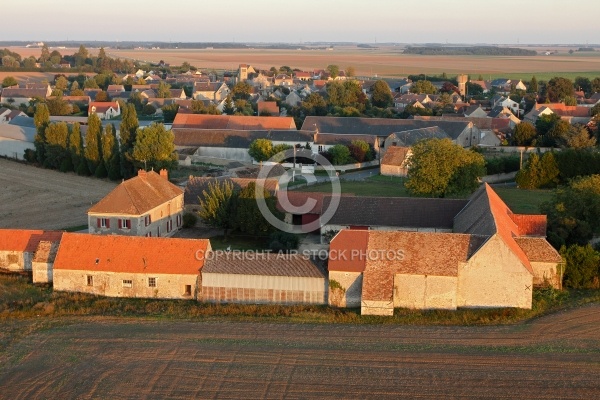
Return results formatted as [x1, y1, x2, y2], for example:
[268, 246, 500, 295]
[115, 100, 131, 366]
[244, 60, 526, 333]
[0, 229, 63, 271]
[53, 233, 210, 300]
[201, 252, 326, 305]
[0, 117, 36, 160]
[32, 240, 60, 283]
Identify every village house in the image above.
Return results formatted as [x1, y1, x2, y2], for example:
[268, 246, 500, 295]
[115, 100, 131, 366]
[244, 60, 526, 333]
[524, 103, 591, 125]
[0, 85, 51, 105]
[88, 169, 184, 238]
[0, 229, 63, 272]
[88, 101, 121, 119]
[0, 108, 26, 123]
[53, 233, 210, 300]
[193, 81, 230, 102]
[201, 252, 326, 305]
[380, 146, 411, 177]
[328, 184, 562, 315]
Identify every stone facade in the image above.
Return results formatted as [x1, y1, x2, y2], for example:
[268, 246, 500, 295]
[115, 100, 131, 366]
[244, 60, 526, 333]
[328, 271, 362, 308]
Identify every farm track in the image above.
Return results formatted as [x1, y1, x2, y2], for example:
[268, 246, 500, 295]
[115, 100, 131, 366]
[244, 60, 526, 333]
[0, 159, 116, 230]
[0, 304, 599, 399]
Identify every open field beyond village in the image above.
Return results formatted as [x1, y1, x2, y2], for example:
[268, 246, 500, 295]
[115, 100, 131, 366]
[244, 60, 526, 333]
[3, 45, 600, 80]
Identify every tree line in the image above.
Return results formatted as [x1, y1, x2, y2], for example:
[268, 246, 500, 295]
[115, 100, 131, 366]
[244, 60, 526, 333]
[30, 103, 177, 179]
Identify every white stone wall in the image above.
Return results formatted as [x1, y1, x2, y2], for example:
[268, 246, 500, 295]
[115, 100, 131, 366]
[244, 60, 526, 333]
[32, 261, 53, 283]
[328, 271, 362, 308]
[361, 300, 393, 316]
[394, 274, 457, 310]
[53, 270, 199, 300]
[531, 261, 562, 289]
[0, 250, 27, 270]
[457, 235, 533, 309]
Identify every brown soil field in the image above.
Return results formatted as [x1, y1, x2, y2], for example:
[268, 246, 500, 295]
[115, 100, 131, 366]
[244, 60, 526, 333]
[1, 304, 599, 399]
[106, 47, 600, 77]
[0, 159, 116, 230]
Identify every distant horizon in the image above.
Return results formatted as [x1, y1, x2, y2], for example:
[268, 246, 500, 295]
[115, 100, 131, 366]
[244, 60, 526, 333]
[4, 0, 599, 44]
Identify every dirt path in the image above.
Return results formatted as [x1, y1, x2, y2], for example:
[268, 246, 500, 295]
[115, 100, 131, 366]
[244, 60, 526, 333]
[0, 159, 116, 230]
[1, 304, 599, 399]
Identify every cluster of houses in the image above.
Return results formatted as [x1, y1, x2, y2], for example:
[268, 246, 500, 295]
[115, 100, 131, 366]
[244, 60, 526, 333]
[1, 160, 563, 315]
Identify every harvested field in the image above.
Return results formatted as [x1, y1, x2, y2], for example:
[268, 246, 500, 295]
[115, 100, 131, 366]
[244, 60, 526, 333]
[0, 304, 599, 399]
[106, 47, 600, 79]
[0, 159, 116, 230]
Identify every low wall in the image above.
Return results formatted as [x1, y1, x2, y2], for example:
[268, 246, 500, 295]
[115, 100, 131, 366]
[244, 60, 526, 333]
[481, 171, 518, 183]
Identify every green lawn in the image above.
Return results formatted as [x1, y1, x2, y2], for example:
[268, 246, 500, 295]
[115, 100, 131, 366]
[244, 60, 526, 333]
[493, 186, 555, 214]
[209, 234, 269, 251]
[292, 177, 410, 197]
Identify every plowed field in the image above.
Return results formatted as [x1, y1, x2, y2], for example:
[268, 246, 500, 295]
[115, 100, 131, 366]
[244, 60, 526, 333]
[1, 304, 599, 399]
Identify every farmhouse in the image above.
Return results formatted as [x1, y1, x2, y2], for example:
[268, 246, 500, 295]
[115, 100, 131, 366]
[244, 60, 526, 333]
[0, 85, 51, 105]
[88, 169, 184, 238]
[193, 81, 230, 102]
[53, 233, 210, 300]
[201, 252, 326, 305]
[88, 101, 121, 119]
[328, 184, 563, 316]
[380, 146, 411, 177]
[0, 229, 63, 272]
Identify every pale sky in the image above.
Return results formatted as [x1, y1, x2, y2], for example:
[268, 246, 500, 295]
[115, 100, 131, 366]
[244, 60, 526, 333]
[6, 0, 599, 44]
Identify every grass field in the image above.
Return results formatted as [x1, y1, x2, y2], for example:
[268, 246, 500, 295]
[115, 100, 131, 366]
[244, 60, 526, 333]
[492, 186, 555, 214]
[293, 177, 411, 197]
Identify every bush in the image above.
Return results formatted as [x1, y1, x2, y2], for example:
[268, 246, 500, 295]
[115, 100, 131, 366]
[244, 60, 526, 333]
[182, 212, 198, 228]
[268, 231, 300, 252]
[485, 155, 520, 175]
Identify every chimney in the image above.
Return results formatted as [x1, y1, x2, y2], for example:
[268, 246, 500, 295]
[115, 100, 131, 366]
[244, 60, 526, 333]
[138, 169, 147, 178]
[159, 169, 168, 180]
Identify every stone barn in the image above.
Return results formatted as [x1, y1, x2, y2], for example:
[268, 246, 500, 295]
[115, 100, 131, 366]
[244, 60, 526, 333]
[201, 252, 327, 305]
[53, 233, 210, 300]
[380, 146, 411, 177]
[0, 229, 63, 272]
[32, 241, 61, 283]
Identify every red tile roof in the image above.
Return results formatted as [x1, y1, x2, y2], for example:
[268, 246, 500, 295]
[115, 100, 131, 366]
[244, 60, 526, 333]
[0, 229, 63, 253]
[328, 230, 369, 273]
[172, 114, 296, 130]
[510, 214, 547, 236]
[381, 146, 410, 167]
[514, 237, 562, 263]
[257, 101, 279, 115]
[54, 233, 209, 275]
[535, 103, 590, 118]
[88, 170, 183, 215]
[89, 101, 120, 114]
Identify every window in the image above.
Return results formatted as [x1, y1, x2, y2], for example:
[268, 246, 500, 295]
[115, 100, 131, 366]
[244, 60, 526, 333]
[184, 285, 192, 296]
[97, 218, 109, 228]
[87, 275, 93, 286]
[167, 219, 173, 233]
[318, 145, 324, 152]
[122, 279, 133, 288]
[177, 214, 182, 227]
[148, 277, 156, 288]
[119, 219, 131, 230]
[144, 215, 152, 226]
[157, 225, 161, 236]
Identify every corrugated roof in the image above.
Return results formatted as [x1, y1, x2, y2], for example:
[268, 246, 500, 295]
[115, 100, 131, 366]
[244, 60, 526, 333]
[0, 229, 63, 253]
[54, 233, 209, 275]
[88, 170, 183, 215]
[203, 252, 325, 277]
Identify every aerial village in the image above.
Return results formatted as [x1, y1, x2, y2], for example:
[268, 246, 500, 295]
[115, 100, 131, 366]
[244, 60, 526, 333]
[0, 45, 598, 316]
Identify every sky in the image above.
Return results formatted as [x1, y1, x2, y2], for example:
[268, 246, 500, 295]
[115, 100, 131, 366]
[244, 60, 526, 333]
[7, 0, 599, 44]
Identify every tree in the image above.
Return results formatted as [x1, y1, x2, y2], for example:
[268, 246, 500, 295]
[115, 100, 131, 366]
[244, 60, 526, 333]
[328, 144, 352, 165]
[346, 66, 356, 77]
[371, 80, 393, 108]
[348, 140, 373, 163]
[512, 121, 539, 146]
[301, 93, 328, 116]
[592, 77, 600, 94]
[565, 125, 597, 148]
[232, 81, 252, 100]
[55, 76, 69, 91]
[1, 76, 17, 87]
[515, 153, 542, 189]
[43, 122, 69, 170]
[574, 76, 592, 95]
[68, 123, 83, 173]
[74, 45, 89, 67]
[542, 174, 600, 248]
[233, 182, 277, 235]
[84, 113, 103, 175]
[248, 139, 274, 162]
[197, 180, 236, 237]
[410, 80, 437, 94]
[157, 81, 171, 98]
[102, 124, 121, 180]
[142, 104, 156, 116]
[46, 96, 71, 116]
[33, 103, 50, 164]
[546, 77, 574, 102]
[326, 80, 365, 110]
[84, 78, 99, 89]
[162, 103, 179, 123]
[39, 43, 50, 64]
[405, 138, 485, 197]
[466, 82, 484, 97]
[561, 244, 600, 289]
[535, 113, 561, 138]
[528, 76, 539, 94]
[545, 119, 571, 147]
[223, 95, 235, 115]
[326, 64, 339, 79]
[119, 103, 139, 178]
[131, 123, 177, 171]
